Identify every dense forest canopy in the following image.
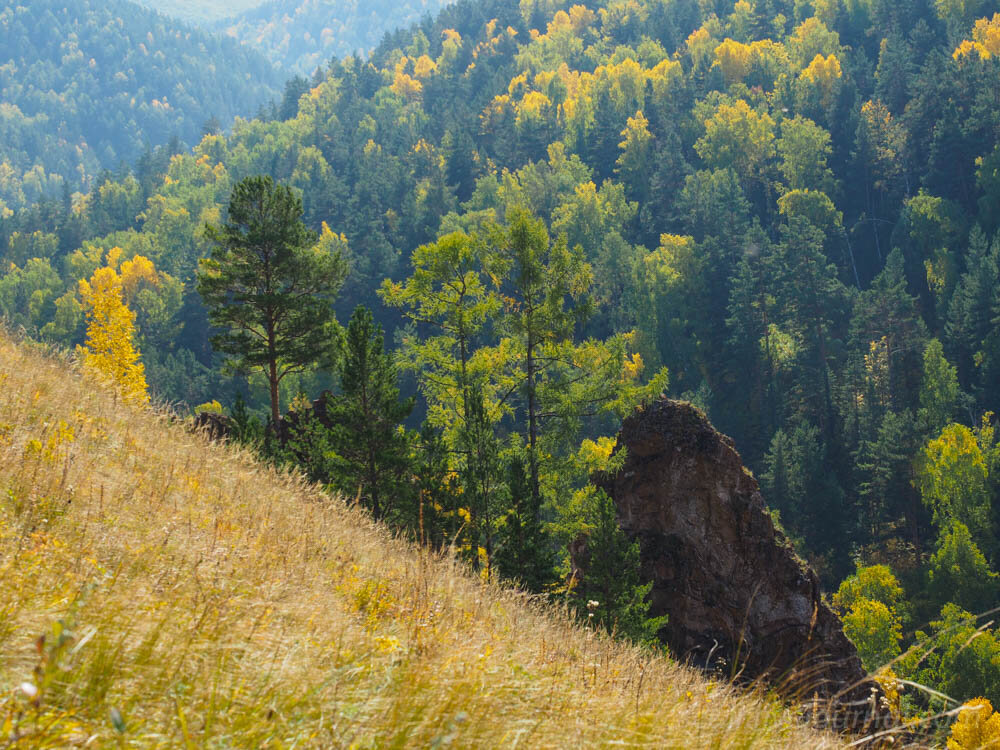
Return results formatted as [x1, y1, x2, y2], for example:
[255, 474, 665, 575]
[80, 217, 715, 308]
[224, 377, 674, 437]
[216, 0, 458, 74]
[131, 0, 265, 23]
[0, 0, 283, 213]
[7, 0, 1000, 723]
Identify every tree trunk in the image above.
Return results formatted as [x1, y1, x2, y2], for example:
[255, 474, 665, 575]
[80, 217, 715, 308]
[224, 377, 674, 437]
[268, 331, 280, 427]
[526, 338, 540, 513]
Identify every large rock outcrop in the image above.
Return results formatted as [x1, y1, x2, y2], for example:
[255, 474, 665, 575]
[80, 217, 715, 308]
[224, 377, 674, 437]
[590, 398, 890, 732]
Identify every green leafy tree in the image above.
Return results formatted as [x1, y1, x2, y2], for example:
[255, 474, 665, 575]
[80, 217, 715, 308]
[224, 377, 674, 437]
[483, 207, 593, 512]
[916, 422, 993, 545]
[898, 604, 1000, 709]
[380, 230, 498, 445]
[926, 521, 1000, 617]
[842, 598, 902, 671]
[0, 258, 62, 333]
[918, 339, 962, 434]
[197, 175, 348, 425]
[834, 563, 906, 614]
[380, 230, 504, 555]
[693, 99, 776, 190]
[327, 306, 415, 521]
[484, 207, 667, 517]
[776, 116, 837, 195]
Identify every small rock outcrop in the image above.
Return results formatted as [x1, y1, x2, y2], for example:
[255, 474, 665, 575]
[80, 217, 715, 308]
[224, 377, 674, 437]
[591, 398, 890, 732]
[193, 411, 234, 441]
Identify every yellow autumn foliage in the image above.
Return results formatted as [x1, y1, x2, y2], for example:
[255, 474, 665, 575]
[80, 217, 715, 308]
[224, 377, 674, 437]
[413, 54, 437, 78]
[714, 38, 754, 83]
[516, 89, 552, 125]
[686, 26, 717, 70]
[948, 698, 1000, 749]
[76, 251, 150, 404]
[799, 53, 842, 108]
[953, 14, 1000, 60]
[391, 64, 423, 101]
[617, 109, 652, 177]
[713, 38, 790, 85]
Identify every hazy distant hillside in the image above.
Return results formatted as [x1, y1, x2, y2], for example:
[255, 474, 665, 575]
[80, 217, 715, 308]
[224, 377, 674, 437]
[219, 0, 455, 74]
[132, 0, 264, 23]
[0, 0, 282, 213]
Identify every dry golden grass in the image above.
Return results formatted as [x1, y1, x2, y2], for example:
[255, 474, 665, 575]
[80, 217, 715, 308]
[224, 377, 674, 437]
[0, 333, 846, 748]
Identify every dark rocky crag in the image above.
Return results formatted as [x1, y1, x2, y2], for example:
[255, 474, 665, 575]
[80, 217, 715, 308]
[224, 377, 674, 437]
[588, 398, 893, 734]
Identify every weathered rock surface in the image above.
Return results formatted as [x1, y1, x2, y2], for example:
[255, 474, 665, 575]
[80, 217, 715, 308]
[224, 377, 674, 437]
[193, 411, 234, 441]
[590, 398, 890, 732]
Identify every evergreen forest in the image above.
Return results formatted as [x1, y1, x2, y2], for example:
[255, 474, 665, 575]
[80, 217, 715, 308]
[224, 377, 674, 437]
[131, 0, 264, 24]
[6, 0, 1000, 728]
[216, 0, 458, 74]
[0, 0, 282, 213]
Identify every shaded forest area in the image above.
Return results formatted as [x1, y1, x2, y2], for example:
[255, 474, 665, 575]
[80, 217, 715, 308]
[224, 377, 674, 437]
[5, 0, 1000, 721]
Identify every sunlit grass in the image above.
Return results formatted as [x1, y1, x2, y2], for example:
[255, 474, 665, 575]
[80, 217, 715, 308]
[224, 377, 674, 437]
[0, 332, 844, 748]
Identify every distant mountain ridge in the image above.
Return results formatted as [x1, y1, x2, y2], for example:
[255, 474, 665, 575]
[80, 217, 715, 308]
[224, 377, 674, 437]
[216, 0, 457, 74]
[0, 0, 282, 213]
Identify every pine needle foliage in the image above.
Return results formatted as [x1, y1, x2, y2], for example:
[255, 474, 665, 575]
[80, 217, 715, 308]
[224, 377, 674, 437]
[197, 175, 348, 425]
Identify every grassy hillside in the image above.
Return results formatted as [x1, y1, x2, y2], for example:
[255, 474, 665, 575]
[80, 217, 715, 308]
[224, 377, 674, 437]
[0, 332, 842, 747]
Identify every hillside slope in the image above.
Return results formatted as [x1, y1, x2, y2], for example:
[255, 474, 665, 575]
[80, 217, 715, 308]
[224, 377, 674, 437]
[132, 0, 264, 24]
[218, 0, 456, 74]
[0, 333, 841, 747]
[0, 0, 282, 213]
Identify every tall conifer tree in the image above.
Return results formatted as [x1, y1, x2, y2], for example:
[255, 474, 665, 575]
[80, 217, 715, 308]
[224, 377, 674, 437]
[197, 175, 348, 425]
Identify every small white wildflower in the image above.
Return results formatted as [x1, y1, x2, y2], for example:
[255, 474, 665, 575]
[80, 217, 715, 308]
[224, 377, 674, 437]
[18, 682, 38, 699]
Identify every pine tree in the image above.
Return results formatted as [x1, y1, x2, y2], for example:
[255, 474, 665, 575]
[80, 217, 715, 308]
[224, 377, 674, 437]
[327, 306, 415, 521]
[197, 175, 348, 425]
[493, 455, 557, 593]
[571, 490, 667, 646]
[457, 389, 507, 578]
[771, 216, 849, 436]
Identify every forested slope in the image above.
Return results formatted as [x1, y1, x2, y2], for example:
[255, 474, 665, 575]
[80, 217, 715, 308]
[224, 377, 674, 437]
[0, 0, 282, 213]
[6, 0, 1000, 720]
[131, 0, 264, 24]
[218, 0, 457, 74]
[0, 331, 840, 748]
